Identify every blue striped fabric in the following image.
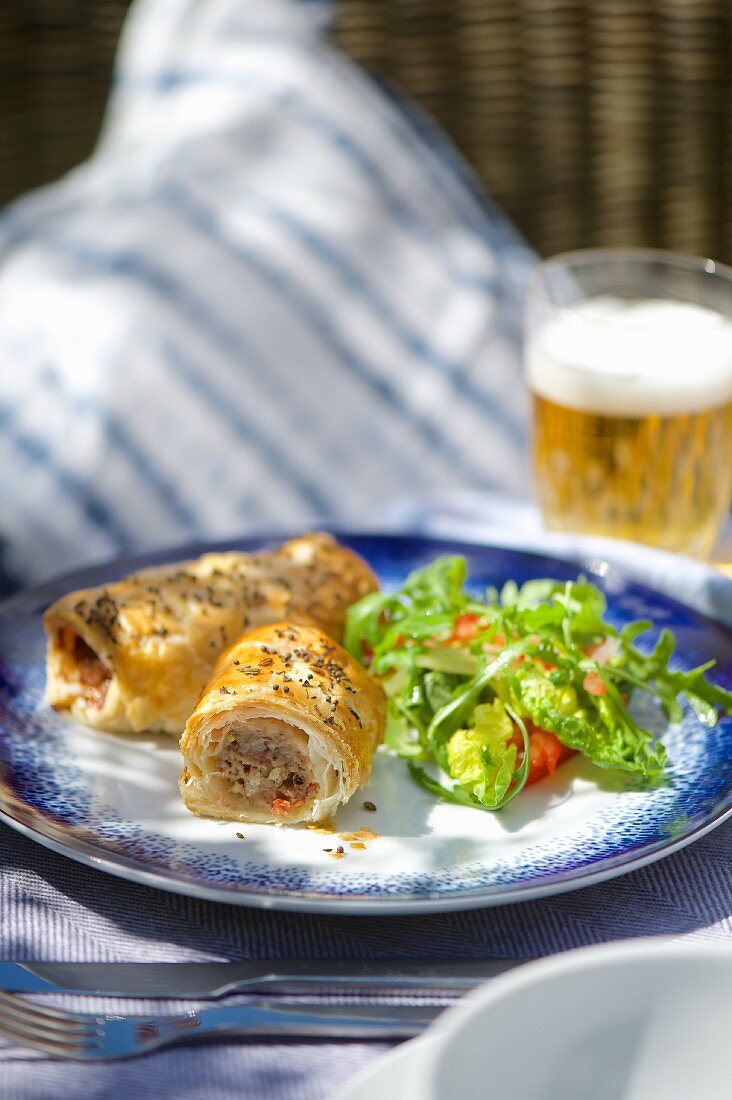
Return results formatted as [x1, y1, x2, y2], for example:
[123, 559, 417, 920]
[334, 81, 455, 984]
[0, 0, 536, 588]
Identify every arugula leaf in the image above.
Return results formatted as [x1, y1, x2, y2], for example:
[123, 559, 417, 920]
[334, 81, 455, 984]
[384, 703, 424, 757]
[407, 762, 483, 808]
[620, 626, 732, 727]
[553, 581, 608, 633]
[513, 579, 560, 609]
[401, 555, 467, 604]
[423, 671, 461, 715]
[665, 665, 732, 728]
[620, 620, 653, 644]
[342, 590, 396, 662]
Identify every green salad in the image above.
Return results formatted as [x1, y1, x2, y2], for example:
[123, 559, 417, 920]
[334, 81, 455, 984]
[344, 556, 732, 812]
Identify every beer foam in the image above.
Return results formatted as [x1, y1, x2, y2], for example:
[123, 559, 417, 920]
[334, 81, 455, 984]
[527, 297, 732, 416]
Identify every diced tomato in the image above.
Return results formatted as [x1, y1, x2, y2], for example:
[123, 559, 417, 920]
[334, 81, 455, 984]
[582, 670, 607, 696]
[527, 728, 575, 785]
[361, 641, 374, 665]
[492, 632, 506, 648]
[514, 721, 576, 786]
[272, 798, 292, 815]
[449, 613, 482, 643]
[392, 634, 406, 649]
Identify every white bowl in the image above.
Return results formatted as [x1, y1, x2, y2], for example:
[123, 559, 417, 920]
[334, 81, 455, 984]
[412, 940, 732, 1100]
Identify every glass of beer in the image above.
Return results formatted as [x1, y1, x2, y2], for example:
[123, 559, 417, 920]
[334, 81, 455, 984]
[526, 250, 732, 558]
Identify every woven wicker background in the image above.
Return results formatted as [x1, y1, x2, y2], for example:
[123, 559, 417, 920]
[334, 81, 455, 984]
[0, 2, 129, 205]
[334, 0, 732, 261]
[2, 0, 731, 262]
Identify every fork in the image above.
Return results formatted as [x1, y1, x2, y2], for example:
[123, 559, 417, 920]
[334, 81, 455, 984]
[0, 991, 438, 1060]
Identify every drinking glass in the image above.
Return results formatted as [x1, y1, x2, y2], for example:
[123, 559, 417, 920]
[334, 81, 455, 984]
[525, 249, 732, 558]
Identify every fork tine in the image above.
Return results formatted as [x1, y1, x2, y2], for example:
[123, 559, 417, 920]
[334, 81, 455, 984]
[0, 1011, 93, 1043]
[0, 1015, 96, 1058]
[0, 991, 94, 1033]
[0, 990, 89, 1024]
[0, 990, 101, 1060]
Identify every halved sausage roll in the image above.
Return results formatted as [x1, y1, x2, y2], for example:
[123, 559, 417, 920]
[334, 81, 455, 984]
[44, 534, 378, 736]
[179, 623, 386, 824]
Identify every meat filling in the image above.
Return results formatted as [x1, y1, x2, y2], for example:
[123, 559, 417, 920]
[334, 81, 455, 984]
[58, 627, 111, 709]
[214, 717, 319, 814]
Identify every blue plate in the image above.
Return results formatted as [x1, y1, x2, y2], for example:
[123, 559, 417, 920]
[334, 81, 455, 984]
[0, 534, 731, 914]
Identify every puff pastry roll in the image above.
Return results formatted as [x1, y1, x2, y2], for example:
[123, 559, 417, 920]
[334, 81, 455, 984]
[179, 623, 386, 824]
[44, 534, 378, 736]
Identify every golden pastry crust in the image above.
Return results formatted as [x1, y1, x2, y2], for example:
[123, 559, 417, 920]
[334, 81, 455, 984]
[44, 534, 378, 735]
[179, 622, 386, 824]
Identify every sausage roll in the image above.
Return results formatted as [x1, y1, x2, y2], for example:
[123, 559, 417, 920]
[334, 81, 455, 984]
[180, 623, 386, 824]
[44, 534, 377, 736]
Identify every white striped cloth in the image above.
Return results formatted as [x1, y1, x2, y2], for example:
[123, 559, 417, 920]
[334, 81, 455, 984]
[0, 0, 536, 590]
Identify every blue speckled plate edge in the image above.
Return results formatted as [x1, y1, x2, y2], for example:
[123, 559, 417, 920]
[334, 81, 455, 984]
[0, 532, 730, 916]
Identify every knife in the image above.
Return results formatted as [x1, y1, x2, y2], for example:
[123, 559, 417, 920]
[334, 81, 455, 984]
[0, 958, 523, 998]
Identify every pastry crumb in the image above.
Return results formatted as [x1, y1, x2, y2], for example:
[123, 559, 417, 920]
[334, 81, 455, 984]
[339, 828, 379, 842]
[307, 819, 337, 834]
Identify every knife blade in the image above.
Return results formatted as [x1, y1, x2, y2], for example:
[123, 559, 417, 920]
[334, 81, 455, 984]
[0, 958, 523, 998]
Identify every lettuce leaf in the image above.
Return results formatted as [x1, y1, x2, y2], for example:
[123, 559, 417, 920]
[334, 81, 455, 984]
[446, 700, 518, 808]
[499, 666, 666, 779]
